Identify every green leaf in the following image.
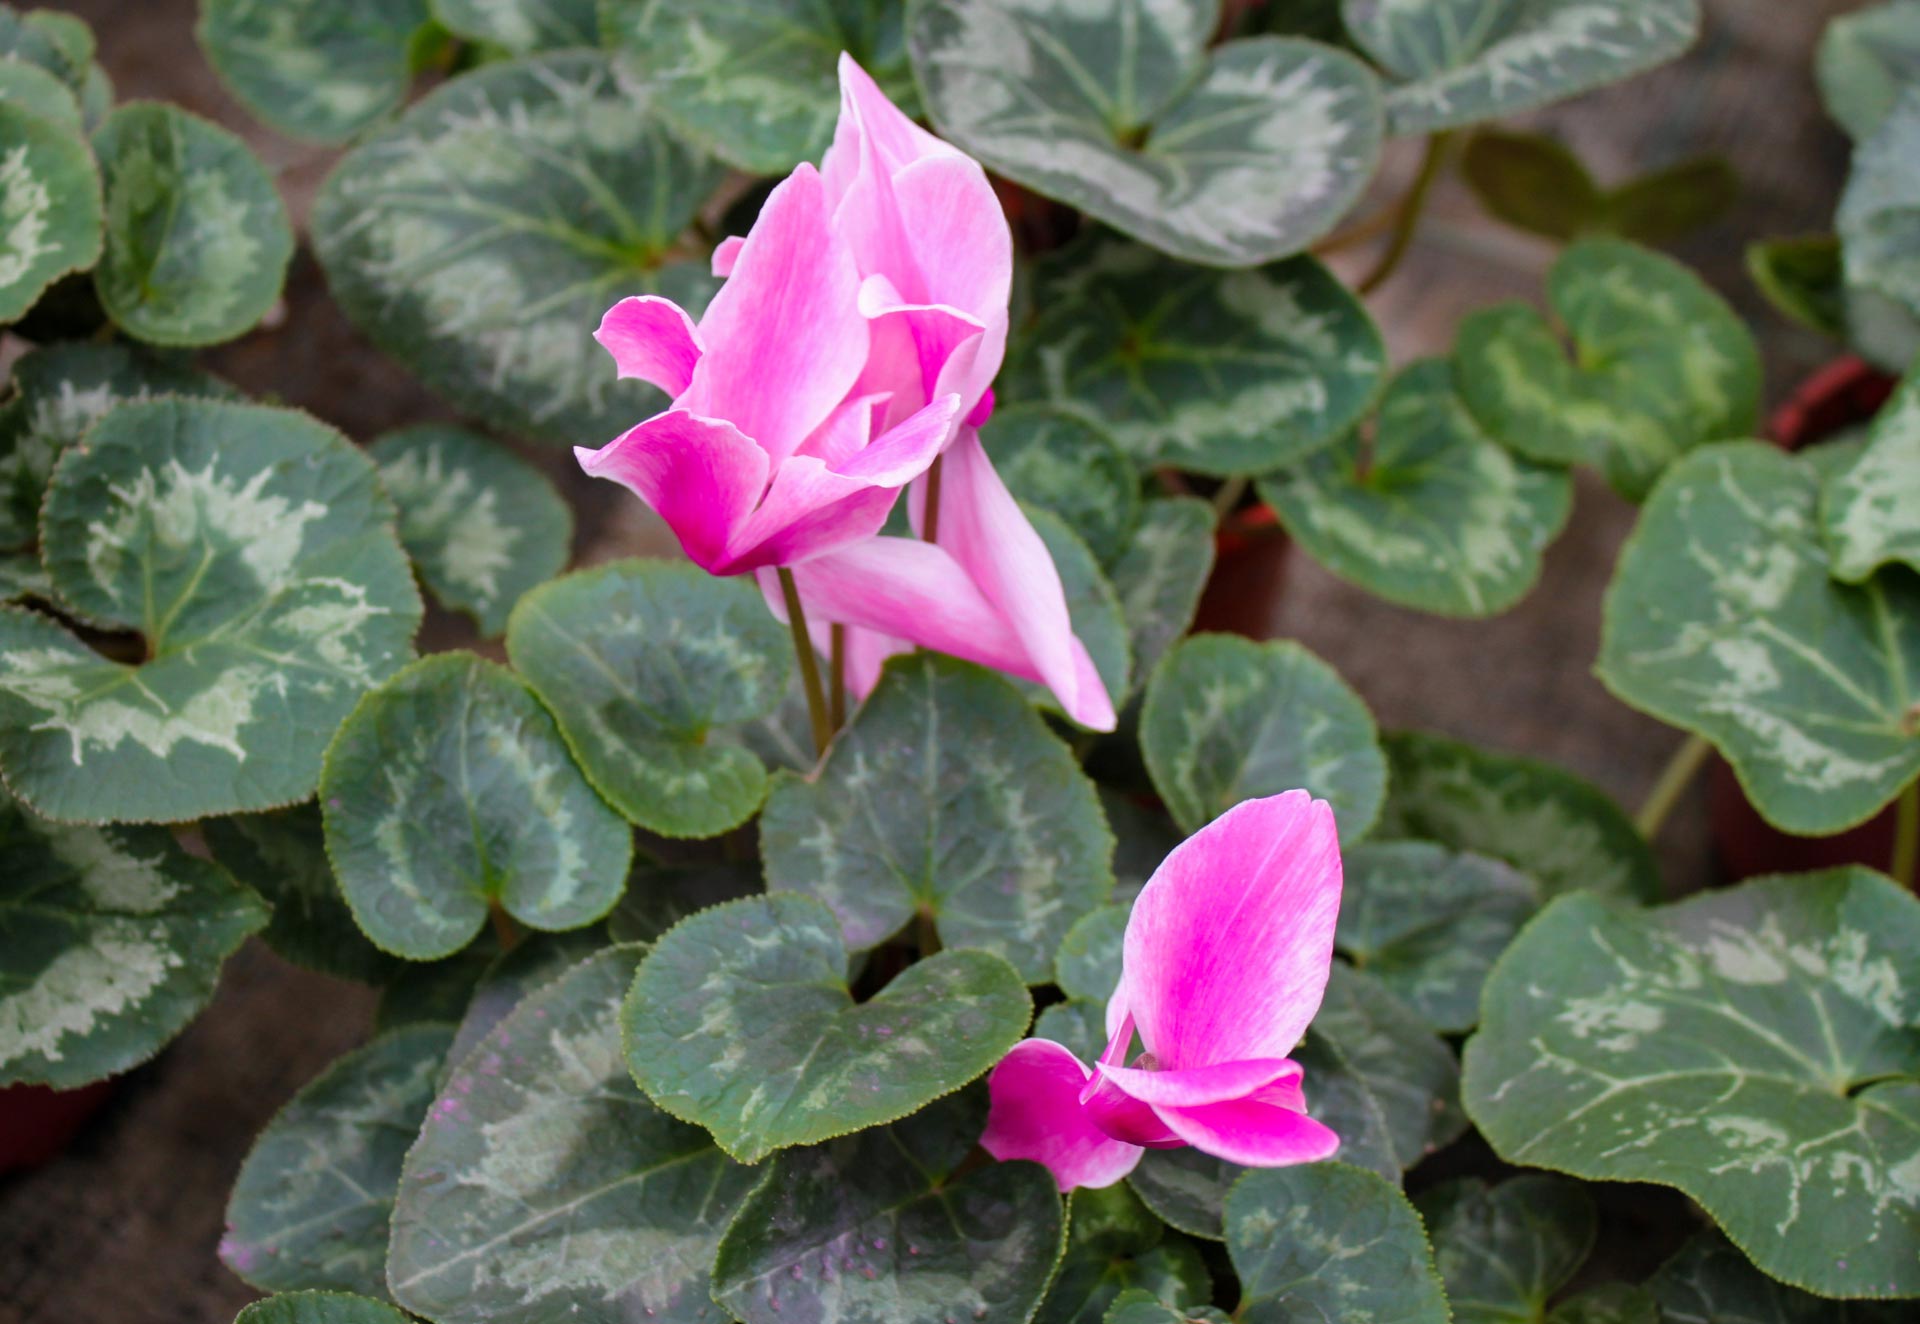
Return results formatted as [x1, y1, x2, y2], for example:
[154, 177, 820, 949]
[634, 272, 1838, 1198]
[221, 1024, 452, 1299]
[1337, 840, 1538, 1033]
[505, 558, 792, 839]
[1597, 442, 1920, 836]
[1417, 1176, 1596, 1324]
[1463, 868, 1920, 1300]
[1817, 0, 1920, 141]
[1460, 128, 1606, 242]
[234, 1293, 413, 1324]
[0, 340, 236, 551]
[983, 405, 1139, 566]
[1747, 235, 1846, 339]
[1054, 902, 1127, 1003]
[1823, 361, 1920, 583]
[1140, 634, 1386, 842]
[0, 785, 267, 1087]
[1034, 997, 1108, 1063]
[1002, 233, 1387, 475]
[0, 59, 82, 129]
[0, 398, 421, 823]
[1102, 1292, 1231, 1324]
[370, 425, 571, 637]
[1551, 1284, 1661, 1324]
[1649, 1231, 1913, 1323]
[1838, 89, 1920, 374]
[91, 103, 294, 347]
[432, 0, 596, 52]
[389, 945, 760, 1324]
[604, 859, 762, 943]
[321, 653, 630, 960]
[1101, 789, 1181, 904]
[0, 548, 48, 602]
[372, 938, 495, 1031]
[1452, 237, 1761, 500]
[710, 1089, 1066, 1324]
[623, 893, 1031, 1162]
[1368, 0, 1700, 137]
[1604, 155, 1738, 247]
[204, 803, 399, 984]
[1225, 1162, 1449, 1324]
[0, 102, 100, 324]
[0, 7, 88, 85]
[1377, 729, 1660, 903]
[1108, 498, 1214, 689]
[195, 0, 433, 143]
[761, 653, 1114, 982]
[1261, 359, 1572, 617]
[1025, 505, 1130, 718]
[440, 927, 606, 1078]
[1036, 1184, 1210, 1324]
[911, 2, 1383, 267]
[603, 0, 916, 174]
[312, 52, 724, 445]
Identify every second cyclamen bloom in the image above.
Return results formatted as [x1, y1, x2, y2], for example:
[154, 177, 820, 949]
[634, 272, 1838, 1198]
[982, 791, 1344, 1190]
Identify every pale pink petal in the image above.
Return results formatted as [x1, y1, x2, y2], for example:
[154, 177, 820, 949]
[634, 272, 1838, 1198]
[1153, 1097, 1341, 1168]
[844, 626, 909, 697]
[823, 57, 957, 292]
[1094, 1058, 1301, 1107]
[712, 235, 745, 278]
[1122, 792, 1343, 1072]
[856, 281, 995, 425]
[891, 152, 1013, 334]
[574, 412, 765, 573]
[982, 1039, 1144, 1191]
[594, 296, 704, 398]
[836, 394, 960, 483]
[796, 393, 883, 469]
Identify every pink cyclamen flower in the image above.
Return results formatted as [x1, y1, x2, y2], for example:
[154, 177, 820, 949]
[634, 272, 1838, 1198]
[982, 791, 1344, 1191]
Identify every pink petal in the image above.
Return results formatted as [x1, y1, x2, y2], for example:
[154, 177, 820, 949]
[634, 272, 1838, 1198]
[1122, 793, 1343, 1073]
[1081, 1072, 1185, 1148]
[574, 411, 766, 574]
[1153, 1096, 1341, 1168]
[836, 394, 960, 483]
[712, 235, 745, 278]
[595, 296, 704, 398]
[855, 285, 998, 426]
[1094, 1058, 1301, 1107]
[982, 1039, 1144, 1192]
[795, 393, 882, 469]
[890, 152, 1013, 338]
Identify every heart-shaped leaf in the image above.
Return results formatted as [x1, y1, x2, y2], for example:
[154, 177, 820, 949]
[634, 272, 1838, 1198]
[1365, 0, 1700, 137]
[623, 893, 1031, 1162]
[1377, 730, 1659, 902]
[1108, 498, 1215, 689]
[1747, 235, 1846, 340]
[1141, 634, 1386, 842]
[1036, 1184, 1210, 1324]
[912, 1, 1382, 265]
[321, 653, 631, 960]
[439, 928, 606, 1081]
[1225, 1163, 1449, 1324]
[1649, 1231, 1911, 1323]
[1003, 233, 1386, 475]
[204, 804, 399, 985]
[195, 0, 434, 143]
[0, 101, 100, 324]
[0, 60, 82, 129]
[1463, 868, 1920, 1299]
[603, 0, 917, 173]
[1025, 506, 1131, 717]
[1459, 128, 1606, 242]
[370, 425, 571, 637]
[0, 398, 421, 823]
[1823, 362, 1920, 583]
[92, 103, 294, 347]
[1103, 1292, 1231, 1324]
[0, 549, 48, 603]
[1054, 903, 1127, 1003]
[1818, 0, 1920, 141]
[762, 653, 1113, 982]
[984, 406, 1139, 566]
[1453, 237, 1761, 500]
[1261, 359, 1572, 618]
[312, 52, 724, 445]
[506, 558, 792, 838]
[1599, 442, 1920, 836]
[0, 785, 267, 1087]
[710, 1089, 1066, 1324]
[389, 945, 761, 1324]
[1338, 840, 1538, 1033]
[433, 0, 597, 52]
[1838, 90, 1920, 373]
[1417, 1176, 1597, 1324]
[221, 1024, 452, 1300]
[235, 1294, 413, 1324]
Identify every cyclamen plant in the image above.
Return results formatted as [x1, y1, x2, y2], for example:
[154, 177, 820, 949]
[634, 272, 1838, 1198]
[0, 2, 1917, 1323]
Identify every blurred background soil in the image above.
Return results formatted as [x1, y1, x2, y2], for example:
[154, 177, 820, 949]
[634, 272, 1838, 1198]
[0, 1, 1859, 1318]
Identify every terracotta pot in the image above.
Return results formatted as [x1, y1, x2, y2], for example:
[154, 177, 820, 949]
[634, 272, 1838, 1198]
[1708, 356, 1912, 887]
[1192, 503, 1292, 639]
[0, 1079, 116, 1173]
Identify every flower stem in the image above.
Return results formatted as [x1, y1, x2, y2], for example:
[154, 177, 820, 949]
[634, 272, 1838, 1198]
[778, 567, 833, 758]
[489, 900, 521, 952]
[1892, 779, 1919, 888]
[1635, 733, 1713, 840]
[829, 623, 847, 729]
[922, 455, 945, 544]
[1357, 132, 1452, 296]
[1211, 475, 1250, 520]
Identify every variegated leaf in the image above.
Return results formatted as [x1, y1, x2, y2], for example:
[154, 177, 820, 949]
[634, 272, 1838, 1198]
[221, 1025, 453, 1300]
[1002, 233, 1386, 474]
[0, 784, 267, 1087]
[1463, 869, 1920, 1299]
[623, 893, 1031, 1162]
[1103, 1292, 1231, 1324]
[1054, 902, 1127, 1003]
[505, 558, 792, 838]
[433, 0, 597, 52]
[910, 2, 1384, 267]
[1551, 1285, 1661, 1324]
[710, 1089, 1066, 1324]
[1024, 505, 1130, 720]
[1034, 997, 1106, 1062]
[440, 927, 606, 1080]
[1370, 0, 1700, 137]
[389, 946, 761, 1324]
[760, 653, 1114, 982]
[1649, 1231, 1912, 1323]
[983, 405, 1139, 566]
[312, 53, 724, 445]
[1598, 442, 1920, 836]
[92, 103, 294, 346]
[0, 398, 421, 824]
[0, 548, 48, 602]
[195, 0, 434, 143]
[235, 1294, 413, 1324]
[1824, 360, 1920, 584]
[321, 653, 630, 960]
[1261, 359, 1572, 617]
[0, 60, 82, 129]
[1816, 0, 1920, 141]
[1035, 1184, 1210, 1324]
[602, 0, 917, 174]
[1417, 1176, 1597, 1324]
[1108, 497, 1214, 692]
[1139, 634, 1386, 842]
[0, 6, 91, 91]
[0, 101, 100, 324]
[371, 425, 571, 637]
[1453, 237, 1761, 501]
[1838, 89, 1920, 374]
